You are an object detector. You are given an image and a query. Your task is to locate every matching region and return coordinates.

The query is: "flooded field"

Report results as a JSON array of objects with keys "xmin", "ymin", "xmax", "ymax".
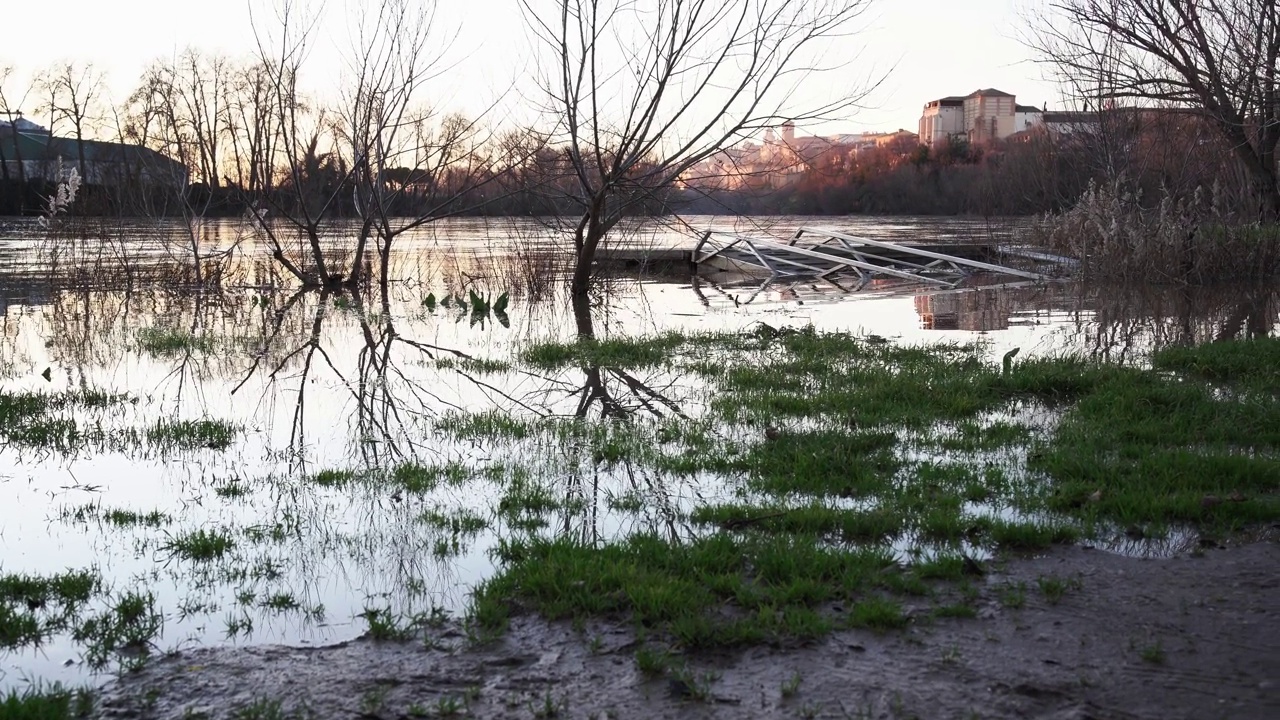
[{"xmin": 1, "ymin": 216, "xmax": 1277, "ymax": 702}]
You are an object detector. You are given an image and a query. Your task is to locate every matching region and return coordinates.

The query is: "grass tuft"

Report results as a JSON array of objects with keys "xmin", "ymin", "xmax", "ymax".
[{"xmin": 0, "ymin": 684, "xmax": 94, "ymax": 720}]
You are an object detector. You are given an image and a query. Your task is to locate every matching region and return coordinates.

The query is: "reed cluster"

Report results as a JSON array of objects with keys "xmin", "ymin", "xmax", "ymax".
[{"xmin": 1031, "ymin": 179, "xmax": 1279, "ymax": 283}]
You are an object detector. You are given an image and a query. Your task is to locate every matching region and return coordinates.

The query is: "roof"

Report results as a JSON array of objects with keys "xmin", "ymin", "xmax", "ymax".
[
  {"xmin": 0, "ymin": 129, "xmax": 186, "ymax": 176},
  {"xmin": 1015, "ymin": 104, "xmax": 1042, "ymax": 113},
  {"xmin": 0, "ymin": 117, "xmax": 46, "ymax": 132},
  {"xmin": 967, "ymin": 88, "xmax": 1015, "ymax": 98},
  {"xmin": 1043, "ymin": 111, "xmax": 1100, "ymax": 123}
]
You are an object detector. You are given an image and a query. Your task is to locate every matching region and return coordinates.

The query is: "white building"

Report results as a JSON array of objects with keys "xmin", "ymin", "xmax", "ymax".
[
  {"xmin": 919, "ymin": 89, "xmax": 1044, "ymax": 146},
  {"xmin": 918, "ymin": 96, "xmax": 966, "ymax": 145}
]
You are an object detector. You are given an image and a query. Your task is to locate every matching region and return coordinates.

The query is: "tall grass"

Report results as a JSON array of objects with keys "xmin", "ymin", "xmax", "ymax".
[{"xmin": 1031, "ymin": 179, "xmax": 1279, "ymax": 282}]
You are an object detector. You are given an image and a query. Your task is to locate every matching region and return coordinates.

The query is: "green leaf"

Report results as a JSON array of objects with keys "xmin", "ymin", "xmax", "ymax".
[
  {"xmin": 493, "ymin": 292, "xmax": 509, "ymax": 313},
  {"xmin": 494, "ymin": 309, "xmax": 510, "ymax": 329},
  {"xmin": 423, "ymin": 293, "xmax": 437, "ymax": 311}
]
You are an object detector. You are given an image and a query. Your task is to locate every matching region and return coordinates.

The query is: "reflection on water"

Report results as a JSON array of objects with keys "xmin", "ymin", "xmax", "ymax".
[{"xmin": 0, "ymin": 216, "xmax": 1277, "ymax": 689}]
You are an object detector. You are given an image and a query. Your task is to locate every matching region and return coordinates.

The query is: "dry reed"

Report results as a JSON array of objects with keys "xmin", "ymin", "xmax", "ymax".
[{"xmin": 1030, "ymin": 179, "xmax": 1279, "ymax": 283}]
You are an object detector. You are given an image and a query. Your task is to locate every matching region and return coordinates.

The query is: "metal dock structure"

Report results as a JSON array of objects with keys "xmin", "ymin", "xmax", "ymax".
[{"xmin": 693, "ymin": 226, "xmax": 1046, "ymax": 288}]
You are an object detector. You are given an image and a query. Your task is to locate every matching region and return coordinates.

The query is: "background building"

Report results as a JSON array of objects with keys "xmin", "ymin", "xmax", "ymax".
[
  {"xmin": 919, "ymin": 89, "xmax": 1045, "ymax": 146},
  {"xmin": 0, "ymin": 118, "xmax": 187, "ymax": 188}
]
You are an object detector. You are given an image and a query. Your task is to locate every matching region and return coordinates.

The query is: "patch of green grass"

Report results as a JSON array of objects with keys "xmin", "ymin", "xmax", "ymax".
[
  {"xmin": 0, "ymin": 389, "xmax": 125, "ymax": 421},
  {"xmin": 932, "ymin": 603, "xmax": 978, "ymax": 619},
  {"xmin": 472, "ymin": 532, "xmax": 895, "ymax": 648},
  {"xmin": 463, "ymin": 331, "xmax": 1280, "ymax": 647},
  {"xmin": 0, "ymin": 389, "xmax": 128, "ymax": 452},
  {"xmin": 0, "ymin": 603, "xmax": 44, "ymax": 649},
  {"xmin": 497, "ymin": 475, "xmax": 572, "ymax": 530},
  {"xmin": 847, "ymin": 597, "xmax": 908, "ymax": 630},
  {"xmin": 0, "ymin": 569, "xmax": 101, "ymax": 609},
  {"xmin": 731, "ymin": 429, "xmax": 901, "ymax": 498},
  {"xmin": 635, "ymin": 645, "xmax": 673, "ymax": 677},
  {"xmin": 137, "ymin": 327, "xmax": 218, "ymax": 357},
  {"xmin": 1153, "ymin": 337, "xmax": 1280, "ymax": 394},
  {"xmin": 690, "ymin": 504, "xmax": 903, "ymax": 543},
  {"xmin": 1033, "ymin": 364, "xmax": 1280, "ymax": 528},
  {"xmin": 390, "ymin": 462, "xmax": 470, "ymax": 493},
  {"xmin": 146, "ymin": 418, "xmax": 238, "ymax": 451},
  {"xmin": 311, "ymin": 469, "xmax": 357, "ymax": 487},
  {"xmin": 435, "ymin": 356, "xmax": 512, "ymax": 374},
  {"xmin": 161, "ymin": 528, "xmax": 236, "ymax": 561},
  {"xmin": 224, "ymin": 611, "xmax": 254, "ymax": 638},
  {"xmin": 939, "ymin": 419, "xmax": 1033, "ymax": 451},
  {"xmin": 521, "ymin": 332, "xmax": 688, "ymax": 370},
  {"xmin": 0, "ymin": 568, "xmax": 104, "ymax": 651},
  {"xmin": 1037, "ymin": 574, "xmax": 1082, "ymax": 605},
  {"xmin": 434, "ymin": 410, "xmax": 533, "ymax": 441},
  {"xmin": 418, "ymin": 507, "xmax": 488, "ymax": 536},
  {"xmin": 103, "ymin": 509, "xmax": 170, "ymax": 528},
  {"xmin": 988, "ymin": 519, "xmax": 1078, "ymax": 550},
  {"xmin": 913, "ymin": 555, "xmax": 967, "ymax": 582},
  {"xmin": 357, "ymin": 607, "xmax": 445, "ymax": 641},
  {"xmin": 0, "ymin": 684, "xmax": 94, "ymax": 720},
  {"xmin": 71, "ymin": 590, "xmax": 164, "ymax": 670},
  {"xmin": 213, "ymin": 478, "xmax": 250, "ymax": 498},
  {"xmin": 259, "ymin": 593, "xmax": 300, "ymax": 611},
  {"xmin": 58, "ymin": 503, "xmax": 169, "ymax": 528}
]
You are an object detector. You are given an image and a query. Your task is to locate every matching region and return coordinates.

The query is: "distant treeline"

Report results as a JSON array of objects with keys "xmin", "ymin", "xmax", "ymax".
[{"xmin": 1, "ymin": 121, "xmax": 1251, "ymax": 221}]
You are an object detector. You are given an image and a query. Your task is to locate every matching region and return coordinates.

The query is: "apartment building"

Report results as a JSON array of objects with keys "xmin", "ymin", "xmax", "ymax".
[{"xmin": 919, "ymin": 88, "xmax": 1044, "ymax": 146}]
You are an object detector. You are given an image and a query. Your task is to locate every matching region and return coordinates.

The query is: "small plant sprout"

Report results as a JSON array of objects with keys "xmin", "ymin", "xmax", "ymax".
[
  {"xmin": 781, "ymin": 670, "xmax": 803, "ymax": 698},
  {"xmin": 999, "ymin": 582, "xmax": 1027, "ymax": 609},
  {"xmin": 1140, "ymin": 640, "xmax": 1166, "ymax": 664},
  {"xmin": 1037, "ymin": 574, "xmax": 1082, "ymax": 605}
]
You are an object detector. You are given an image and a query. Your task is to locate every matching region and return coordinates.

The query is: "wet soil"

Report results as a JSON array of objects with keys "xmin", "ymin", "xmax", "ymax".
[{"xmin": 99, "ymin": 541, "xmax": 1280, "ymax": 720}]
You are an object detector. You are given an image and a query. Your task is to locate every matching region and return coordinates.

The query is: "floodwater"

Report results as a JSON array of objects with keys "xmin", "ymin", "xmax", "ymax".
[{"xmin": 0, "ymin": 215, "xmax": 1276, "ymax": 692}]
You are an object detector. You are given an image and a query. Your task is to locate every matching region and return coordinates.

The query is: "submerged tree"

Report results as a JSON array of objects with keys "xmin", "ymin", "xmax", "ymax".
[
  {"xmin": 520, "ymin": 0, "xmax": 881, "ymax": 301},
  {"xmin": 1027, "ymin": 0, "xmax": 1280, "ymax": 218},
  {"xmin": 243, "ymin": 0, "xmax": 519, "ymax": 289}
]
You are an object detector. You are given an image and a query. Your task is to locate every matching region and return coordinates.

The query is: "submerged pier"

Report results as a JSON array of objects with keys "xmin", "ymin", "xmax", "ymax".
[{"xmin": 692, "ymin": 226, "xmax": 1046, "ymax": 288}]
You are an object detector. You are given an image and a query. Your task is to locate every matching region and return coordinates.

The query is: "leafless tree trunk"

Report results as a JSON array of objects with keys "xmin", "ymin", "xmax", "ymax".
[
  {"xmin": 1026, "ymin": 0, "xmax": 1280, "ymax": 218},
  {"xmin": 521, "ymin": 0, "xmax": 881, "ymax": 301}
]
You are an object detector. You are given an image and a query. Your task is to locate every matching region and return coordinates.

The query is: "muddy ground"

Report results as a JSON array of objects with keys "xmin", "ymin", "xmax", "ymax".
[{"xmin": 98, "ymin": 541, "xmax": 1279, "ymax": 720}]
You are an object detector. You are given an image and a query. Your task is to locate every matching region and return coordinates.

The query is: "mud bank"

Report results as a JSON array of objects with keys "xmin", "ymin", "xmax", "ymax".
[{"xmin": 98, "ymin": 542, "xmax": 1279, "ymax": 720}]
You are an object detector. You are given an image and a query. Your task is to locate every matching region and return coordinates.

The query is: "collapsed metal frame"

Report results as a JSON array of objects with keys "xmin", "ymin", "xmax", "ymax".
[{"xmin": 692, "ymin": 226, "xmax": 1045, "ymax": 288}]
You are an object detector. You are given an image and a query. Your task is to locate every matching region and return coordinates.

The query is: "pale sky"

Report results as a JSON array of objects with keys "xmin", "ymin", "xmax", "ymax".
[{"xmin": 2, "ymin": 0, "xmax": 1064, "ymax": 139}]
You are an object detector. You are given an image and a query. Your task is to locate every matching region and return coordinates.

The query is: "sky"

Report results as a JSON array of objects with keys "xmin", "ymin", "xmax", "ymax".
[{"xmin": 2, "ymin": 0, "xmax": 1065, "ymax": 139}]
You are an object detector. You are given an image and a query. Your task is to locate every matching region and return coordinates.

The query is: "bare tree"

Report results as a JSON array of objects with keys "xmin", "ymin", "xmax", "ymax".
[
  {"xmin": 224, "ymin": 61, "xmax": 280, "ymax": 194},
  {"xmin": 38, "ymin": 63, "xmax": 105, "ymax": 183},
  {"xmin": 1026, "ymin": 0, "xmax": 1280, "ymax": 218},
  {"xmin": 0, "ymin": 65, "xmax": 31, "ymax": 186},
  {"xmin": 338, "ymin": 0, "xmax": 488, "ymax": 289},
  {"xmin": 245, "ymin": 0, "xmax": 524, "ymax": 289},
  {"xmin": 520, "ymin": 0, "xmax": 879, "ymax": 301}
]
